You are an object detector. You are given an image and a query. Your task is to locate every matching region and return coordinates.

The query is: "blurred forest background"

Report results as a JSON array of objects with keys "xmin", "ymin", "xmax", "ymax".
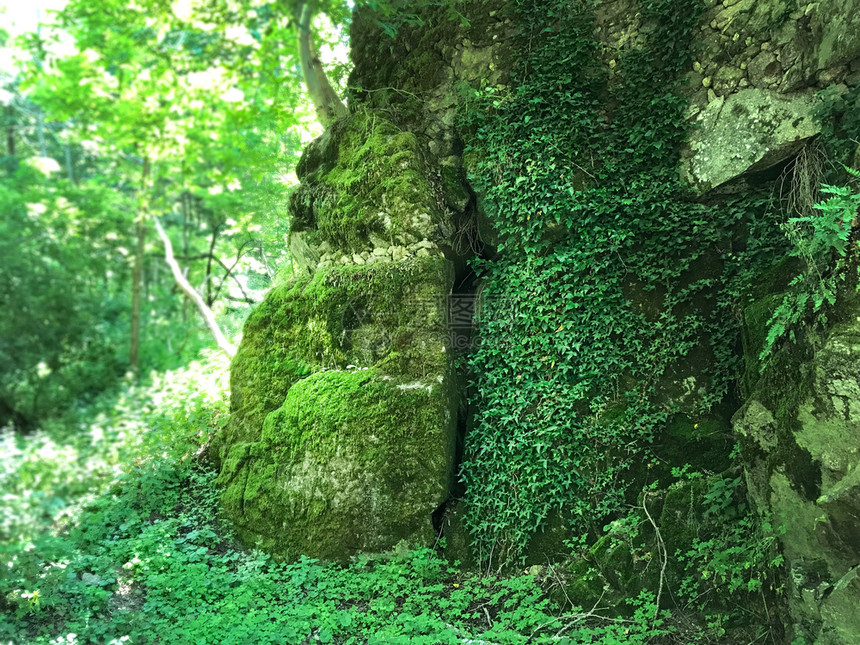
[
  {"xmin": 0, "ymin": 1, "xmax": 398, "ymax": 641},
  {"xmin": 0, "ymin": 0, "xmax": 351, "ymax": 432}
]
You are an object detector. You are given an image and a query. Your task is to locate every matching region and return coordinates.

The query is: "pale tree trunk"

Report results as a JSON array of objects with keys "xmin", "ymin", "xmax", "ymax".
[
  {"xmin": 64, "ymin": 145, "xmax": 74, "ymax": 183},
  {"xmin": 153, "ymin": 216, "xmax": 236, "ymax": 359},
  {"xmin": 5, "ymin": 105, "xmax": 14, "ymax": 157},
  {"xmin": 129, "ymin": 157, "xmax": 151, "ymax": 377},
  {"xmin": 297, "ymin": 2, "xmax": 348, "ymax": 127}
]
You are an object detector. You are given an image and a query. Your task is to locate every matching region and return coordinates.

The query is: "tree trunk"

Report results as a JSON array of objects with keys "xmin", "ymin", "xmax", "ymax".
[
  {"xmin": 64, "ymin": 145, "xmax": 74, "ymax": 183},
  {"xmin": 153, "ymin": 216, "xmax": 236, "ymax": 358},
  {"xmin": 298, "ymin": 2, "xmax": 348, "ymax": 127},
  {"xmin": 5, "ymin": 105, "xmax": 14, "ymax": 157},
  {"xmin": 205, "ymin": 223, "xmax": 220, "ymax": 307},
  {"xmin": 129, "ymin": 158, "xmax": 151, "ymax": 377},
  {"xmin": 181, "ymin": 192, "xmax": 191, "ymax": 323}
]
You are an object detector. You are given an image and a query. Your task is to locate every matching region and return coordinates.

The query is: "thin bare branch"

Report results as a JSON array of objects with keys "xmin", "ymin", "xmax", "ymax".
[
  {"xmin": 642, "ymin": 491, "xmax": 668, "ymax": 620},
  {"xmin": 152, "ymin": 216, "xmax": 236, "ymax": 359}
]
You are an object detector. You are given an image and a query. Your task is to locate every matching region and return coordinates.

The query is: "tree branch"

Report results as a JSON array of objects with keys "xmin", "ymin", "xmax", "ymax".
[
  {"xmin": 642, "ymin": 492, "xmax": 668, "ymax": 620},
  {"xmin": 297, "ymin": 2, "xmax": 348, "ymax": 127},
  {"xmin": 222, "ymin": 293, "xmax": 257, "ymax": 304},
  {"xmin": 172, "ymin": 245, "xmax": 254, "ymax": 306},
  {"xmin": 152, "ymin": 216, "xmax": 236, "ymax": 359},
  {"xmin": 211, "ymin": 242, "xmax": 252, "ymax": 304}
]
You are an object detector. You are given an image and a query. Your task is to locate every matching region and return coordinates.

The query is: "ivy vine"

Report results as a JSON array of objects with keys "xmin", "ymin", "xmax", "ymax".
[{"xmin": 457, "ymin": 0, "xmax": 789, "ymax": 562}]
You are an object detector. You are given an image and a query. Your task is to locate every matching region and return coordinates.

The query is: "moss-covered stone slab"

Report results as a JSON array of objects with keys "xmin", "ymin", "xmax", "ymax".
[
  {"xmin": 681, "ymin": 89, "xmax": 820, "ymax": 194},
  {"xmin": 289, "ymin": 110, "xmax": 447, "ymax": 257}
]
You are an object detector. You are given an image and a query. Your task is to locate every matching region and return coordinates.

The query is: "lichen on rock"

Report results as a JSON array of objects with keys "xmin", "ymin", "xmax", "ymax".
[{"xmin": 681, "ymin": 88, "xmax": 821, "ymax": 193}]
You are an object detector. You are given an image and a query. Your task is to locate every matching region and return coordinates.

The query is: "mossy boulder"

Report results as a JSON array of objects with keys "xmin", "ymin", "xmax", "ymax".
[
  {"xmin": 290, "ymin": 110, "xmax": 447, "ymax": 258},
  {"xmin": 735, "ymin": 289, "xmax": 860, "ymax": 644},
  {"xmin": 212, "ymin": 257, "xmax": 453, "ymax": 459},
  {"xmin": 213, "ymin": 257, "xmax": 459, "ymax": 561},
  {"xmin": 218, "ymin": 367, "xmax": 455, "ymax": 560},
  {"xmin": 211, "ymin": 12, "xmax": 479, "ymax": 559}
]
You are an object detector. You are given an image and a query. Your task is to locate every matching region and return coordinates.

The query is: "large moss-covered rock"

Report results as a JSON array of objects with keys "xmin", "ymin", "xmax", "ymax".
[
  {"xmin": 213, "ymin": 256, "xmax": 453, "ymax": 457},
  {"xmin": 290, "ymin": 110, "xmax": 447, "ymax": 260},
  {"xmin": 735, "ymin": 291, "xmax": 860, "ymax": 644},
  {"xmin": 219, "ymin": 367, "xmax": 455, "ymax": 560},
  {"xmin": 215, "ymin": 257, "xmax": 457, "ymax": 560},
  {"xmin": 212, "ymin": 1, "xmax": 506, "ymax": 561}
]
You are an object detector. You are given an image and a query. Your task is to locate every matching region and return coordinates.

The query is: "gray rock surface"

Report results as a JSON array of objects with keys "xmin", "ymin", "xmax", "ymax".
[{"xmin": 681, "ymin": 88, "xmax": 820, "ymax": 193}]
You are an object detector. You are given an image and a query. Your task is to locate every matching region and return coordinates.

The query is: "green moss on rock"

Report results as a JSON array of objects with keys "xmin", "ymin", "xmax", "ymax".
[
  {"xmin": 212, "ymin": 257, "xmax": 454, "ymax": 463},
  {"xmin": 290, "ymin": 111, "xmax": 445, "ymax": 253},
  {"xmin": 214, "ymin": 255, "xmax": 458, "ymax": 561},
  {"xmin": 219, "ymin": 367, "xmax": 455, "ymax": 561},
  {"xmin": 735, "ymin": 287, "xmax": 860, "ymax": 644}
]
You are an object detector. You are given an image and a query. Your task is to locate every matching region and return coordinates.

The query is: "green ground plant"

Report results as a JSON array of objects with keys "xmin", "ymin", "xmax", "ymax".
[
  {"xmin": 673, "ymin": 465, "xmax": 785, "ymax": 638},
  {"xmin": 1, "ymin": 349, "xmax": 671, "ymax": 644}
]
